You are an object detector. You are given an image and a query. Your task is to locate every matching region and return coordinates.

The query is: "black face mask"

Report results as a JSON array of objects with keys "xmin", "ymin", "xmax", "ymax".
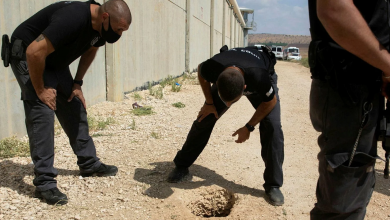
[{"xmin": 101, "ymin": 16, "xmax": 121, "ymax": 43}]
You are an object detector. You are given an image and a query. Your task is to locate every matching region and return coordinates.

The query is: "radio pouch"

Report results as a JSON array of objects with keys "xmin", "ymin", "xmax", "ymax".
[
  {"xmin": 11, "ymin": 39, "xmax": 25, "ymax": 60},
  {"xmin": 1, "ymin": 34, "xmax": 10, "ymax": 67}
]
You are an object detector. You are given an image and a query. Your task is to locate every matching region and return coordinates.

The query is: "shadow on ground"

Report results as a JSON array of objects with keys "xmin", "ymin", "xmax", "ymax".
[
  {"xmin": 133, "ymin": 161, "xmax": 265, "ymax": 200},
  {"xmin": 374, "ymin": 169, "xmax": 390, "ymax": 197},
  {"xmin": 0, "ymin": 160, "xmax": 79, "ymax": 198}
]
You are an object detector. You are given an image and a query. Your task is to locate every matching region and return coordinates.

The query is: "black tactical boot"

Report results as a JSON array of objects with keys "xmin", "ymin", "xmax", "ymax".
[
  {"xmin": 265, "ymin": 188, "xmax": 284, "ymax": 206},
  {"xmin": 80, "ymin": 163, "xmax": 118, "ymax": 177},
  {"xmin": 167, "ymin": 167, "xmax": 191, "ymax": 183},
  {"xmin": 35, "ymin": 187, "xmax": 68, "ymax": 205}
]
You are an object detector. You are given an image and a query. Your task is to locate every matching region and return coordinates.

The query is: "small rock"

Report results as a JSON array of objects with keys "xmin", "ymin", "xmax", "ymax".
[
  {"xmin": 9, "ymin": 205, "xmax": 17, "ymax": 210},
  {"xmin": 12, "ymin": 199, "xmax": 20, "ymax": 204}
]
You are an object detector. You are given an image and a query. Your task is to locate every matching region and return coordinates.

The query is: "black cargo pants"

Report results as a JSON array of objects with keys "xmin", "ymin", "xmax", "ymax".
[
  {"xmin": 309, "ymin": 79, "xmax": 380, "ymax": 220},
  {"xmin": 11, "ymin": 59, "xmax": 101, "ymax": 192},
  {"xmin": 173, "ymin": 73, "xmax": 284, "ymax": 190}
]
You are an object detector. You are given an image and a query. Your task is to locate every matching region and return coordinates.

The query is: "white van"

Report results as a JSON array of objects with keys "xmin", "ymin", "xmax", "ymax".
[
  {"xmin": 283, "ymin": 47, "xmax": 302, "ymax": 60},
  {"xmin": 254, "ymin": 44, "xmax": 265, "ymax": 51},
  {"xmin": 271, "ymin": 46, "xmax": 283, "ymax": 59}
]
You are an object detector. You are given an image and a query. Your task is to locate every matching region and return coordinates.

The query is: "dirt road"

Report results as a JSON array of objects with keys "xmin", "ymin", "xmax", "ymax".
[{"xmin": 1, "ymin": 61, "xmax": 389, "ymax": 220}]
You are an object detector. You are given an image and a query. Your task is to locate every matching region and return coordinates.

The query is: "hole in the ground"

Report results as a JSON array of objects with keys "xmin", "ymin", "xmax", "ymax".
[{"xmin": 188, "ymin": 186, "xmax": 237, "ymax": 218}]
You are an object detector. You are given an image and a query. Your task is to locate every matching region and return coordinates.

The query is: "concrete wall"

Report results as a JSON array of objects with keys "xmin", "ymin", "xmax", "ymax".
[
  {"xmin": 111, "ymin": 0, "xmax": 187, "ymax": 100},
  {"xmin": 0, "ymin": 0, "xmax": 245, "ymax": 139}
]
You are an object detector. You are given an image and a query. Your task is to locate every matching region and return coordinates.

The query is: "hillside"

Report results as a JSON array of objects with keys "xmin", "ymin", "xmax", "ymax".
[{"xmin": 249, "ymin": 33, "xmax": 311, "ymax": 45}]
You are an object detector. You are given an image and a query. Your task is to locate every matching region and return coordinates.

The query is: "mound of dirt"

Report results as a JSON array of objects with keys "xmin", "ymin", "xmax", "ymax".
[{"xmin": 188, "ymin": 186, "xmax": 237, "ymax": 217}]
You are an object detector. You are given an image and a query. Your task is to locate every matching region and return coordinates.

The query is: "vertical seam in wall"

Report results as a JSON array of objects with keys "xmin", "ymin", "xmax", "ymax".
[
  {"xmin": 222, "ymin": 0, "xmax": 226, "ymax": 46},
  {"xmin": 185, "ymin": 0, "xmax": 191, "ymax": 72},
  {"xmin": 104, "ymin": 0, "xmax": 108, "ymax": 101},
  {"xmin": 105, "ymin": 43, "xmax": 108, "ymax": 101},
  {"xmin": 210, "ymin": 0, "xmax": 214, "ymax": 57}
]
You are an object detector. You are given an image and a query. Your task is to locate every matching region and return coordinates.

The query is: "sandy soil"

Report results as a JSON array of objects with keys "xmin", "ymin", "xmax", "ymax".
[{"xmin": 1, "ymin": 61, "xmax": 390, "ymax": 220}]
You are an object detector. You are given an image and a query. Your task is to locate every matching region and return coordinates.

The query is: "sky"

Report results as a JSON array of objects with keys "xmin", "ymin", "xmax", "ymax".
[{"xmin": 236, "ymin": 0, "xmax": 310, "ymax": 36}]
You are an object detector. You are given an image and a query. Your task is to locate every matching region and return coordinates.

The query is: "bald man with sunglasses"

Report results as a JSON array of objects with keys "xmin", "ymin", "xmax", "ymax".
[{"xmin": 5, "ymin": 0, "xmax": 131, "ymax": 205}]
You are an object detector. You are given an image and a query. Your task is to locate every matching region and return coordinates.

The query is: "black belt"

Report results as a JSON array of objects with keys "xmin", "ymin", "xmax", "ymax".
[{"xmin": 311, "ymin": 68, "xmax": 381, "ymax": 85}]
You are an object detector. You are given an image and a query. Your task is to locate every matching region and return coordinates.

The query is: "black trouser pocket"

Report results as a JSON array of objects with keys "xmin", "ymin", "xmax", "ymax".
[{"xmin": 316, "ymin": 152, "xmax": 376, "ymax": 214}]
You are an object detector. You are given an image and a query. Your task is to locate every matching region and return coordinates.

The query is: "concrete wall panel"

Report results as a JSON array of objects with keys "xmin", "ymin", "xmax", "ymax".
[
  {"xmin": 193, "ymin": 0, "xmax": 211, "ymax": 26},
  {"xmin": 189, "ymin": 19, "xmax": 210, "ymax": 69},
  {"xmin": 224, "ymin": 7, "xmax": 232, "ymax": 39},
  {"xmin": 213, "ymin": 31, "xmax": 223, "ymax": 55},
  {"xmin": 213, "ymin": 0, "xmax": 223, "ymax": 34},
  {"xmin": 169, "ymin": 0, "xmax": 186, "ymax": 10},
  {"xmin": 211, "ymin": 0, "xmax": 224, "ymax": 56},
  {"xmin": 235, "ymin": 20, "xmax": 239, "ymax": 47},
  {"xmin": 117, "ymin": 0, "xmax": 187, "ymax": 94},
  {"xmin": 0, "ymin": 1, "xmax": 26, "ymax": 138}
]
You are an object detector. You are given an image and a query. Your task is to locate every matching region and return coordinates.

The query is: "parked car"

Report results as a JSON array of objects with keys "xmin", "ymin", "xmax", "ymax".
[
  {"xmin": 271, "ymin": 46, "xmax": 283, "ymax": 59},
  {"xmin": 283, "ymin": 47, "xmax": 302, "ymax": 60}
]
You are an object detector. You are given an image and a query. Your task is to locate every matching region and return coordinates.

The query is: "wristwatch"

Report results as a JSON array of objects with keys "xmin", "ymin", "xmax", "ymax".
[
  {"xmin": 73, "ymin": 79, "xmax": 83, "ymax": 86},
  {"xmin": 245, "ymin": 123, "xmax": 255, "ymax": 132}
]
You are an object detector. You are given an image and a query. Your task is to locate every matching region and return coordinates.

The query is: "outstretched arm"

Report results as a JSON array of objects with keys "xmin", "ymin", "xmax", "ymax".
[
  {"xmin": 232, "ymin": 95, "xmax": 277, "ymax": 143},
  {"xmin": 248, "ymin": 95, "xmax": 277, "ymax": 127}
]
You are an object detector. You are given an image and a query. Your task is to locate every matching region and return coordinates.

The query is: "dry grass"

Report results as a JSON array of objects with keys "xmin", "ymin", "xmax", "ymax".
[
  {"xmin": 88, "ymin": 116, "xmax": 115, "ymax": 131},
  {"xmin": 0, "ymin": 136, "xmax": 29, "ymax": 158},
  {"xmin": 131, "ymin": 106, "xmax": 155, "ymax": 116}
]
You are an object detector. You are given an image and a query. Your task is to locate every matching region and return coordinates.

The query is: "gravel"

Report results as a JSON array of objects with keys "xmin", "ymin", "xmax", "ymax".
[{"xmin": 1, "ymin": 62, "xmax": 389, "ymax": 220}]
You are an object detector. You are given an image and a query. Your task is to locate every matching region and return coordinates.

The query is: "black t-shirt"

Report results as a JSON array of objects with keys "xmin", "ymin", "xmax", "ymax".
[
  {"xmin": 200, "ymin": 46, "xmax": 276, "ymax": 102},
  {"xmin": 309, "ymin": 0, "xmax": 389, "ymax": 49},
  {"xmin": 12, "ymin": 0, "xmax": 106, "ymax": 69}
]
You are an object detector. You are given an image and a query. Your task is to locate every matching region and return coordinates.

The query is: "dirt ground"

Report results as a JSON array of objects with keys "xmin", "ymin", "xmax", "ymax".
[{"xmin": 1, "ymin": 61, "xmax": 390, "ymax": 220}]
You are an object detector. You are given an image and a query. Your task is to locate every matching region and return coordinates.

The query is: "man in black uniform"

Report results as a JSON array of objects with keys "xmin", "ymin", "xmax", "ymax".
[
  {"xmin": 167, "ymin": 46, "xmax": 285, "ymax": 206},
  {"xmin": 308, "ymin": 0, "xmax": 390, "ymax": 219},
  {"xmin": 6, "ymin": 0, "xmax": 132, "ymax": 205}
]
